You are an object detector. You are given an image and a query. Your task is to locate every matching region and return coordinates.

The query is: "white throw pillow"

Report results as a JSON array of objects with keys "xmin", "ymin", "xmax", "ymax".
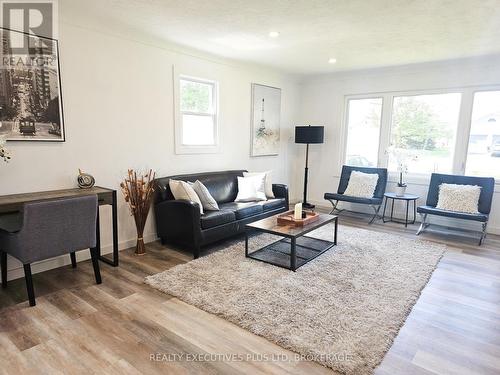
[
  {"xmin": 190, "ymin": 180, "xmax": 219, "ymax": 211},
  {"xmin": 343, "ymin": 171, "xmax": 379, "ymax": 198},
  {"xmin": 169, "ymin": 180, "xmax": 203, "ymax": 214},
  {"xmin": 243, "ymin": 171, "xmax": 275, "ymax": 198},
  {"xmin": 436, "ymin": 183, "xmax": 481, "ymax": 214},
  {"xmin": 235, "ymin": 175, "xmax": 267, "ymax": 202}
]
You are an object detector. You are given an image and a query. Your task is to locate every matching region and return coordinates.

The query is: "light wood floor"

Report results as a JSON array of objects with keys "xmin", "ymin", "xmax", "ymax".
[{"xmin": 1, "ymin": 215, "xmax": 499, "ymax": 375}]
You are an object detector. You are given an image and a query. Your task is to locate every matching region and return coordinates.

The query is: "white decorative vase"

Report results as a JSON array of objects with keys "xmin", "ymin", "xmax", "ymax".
[{"xmin": 395, "ymin": 186, "xmax": 407, "ymax": 197}]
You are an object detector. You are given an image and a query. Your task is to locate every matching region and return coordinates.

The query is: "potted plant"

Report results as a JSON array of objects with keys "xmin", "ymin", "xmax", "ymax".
[
  {"xmin": 395, "ymin": 162, "xmax": 408, "ymax": 196},
  {"xmin": 387, "ymin": 146, "xmax": 416, "ymax": 196},
  {"xmin": 0, "ymin": 135, "xmax": 11, "ymax": 163},
  {"xmin": 120, "ymin": 169, "xmax": 156, "ymax": 255}
]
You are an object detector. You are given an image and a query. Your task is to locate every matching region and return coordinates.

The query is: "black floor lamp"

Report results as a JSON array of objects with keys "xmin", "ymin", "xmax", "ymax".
[{"xmin": 295, "ymin": 125, "xmax": 324, "ymax": 209}]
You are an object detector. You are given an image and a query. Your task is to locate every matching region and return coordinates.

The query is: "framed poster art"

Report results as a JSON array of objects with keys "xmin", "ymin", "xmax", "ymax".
[
  {"xmin": 0, "ymin": 27, "xmax": 65, "ymax": 142},
  {"xmin": 251, "ymin": 83, "xmax": 281, "ymax": 156}
]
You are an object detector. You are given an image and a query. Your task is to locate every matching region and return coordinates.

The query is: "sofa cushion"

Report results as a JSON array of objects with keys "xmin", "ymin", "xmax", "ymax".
[
  {"xmin": 426, "ymin": 173, "xmax": 495, "ymax": 214},
  {"xmin": 190, "ymin": 180, "xmax": 219, "ymax": 211},
  {"xmin": 343, "ymin": 171, "xmax": 379, "ymax": 198},
  {"xmin": 200, "ymin": 210, "xmax": 236, "ymax": 229},
  {"xmin": 169, "ymin": 180, "xmax": 203, "ymax": 214},
  {"xmin": 235, "ymin": 175, "xmax": 267, "ymax": 202},
  {"xmin": 219, "ymin": 202, "xmax": 263, "ymax": 219},
  {"xmin": 436, "ymin": 183, "xmax": 481, "ymax": 214},
  {"xmin": 244, "ymin": 171, "xmax": 275, "ymax": 198},
  {"xmin": 155, "ymin": 170, "xmax": 245, "ymax": 204},
  {"xmin": 260, "ymin": 198, "xmax": 286, "ymax": 211},
  {"xmin": 337, "ymin": 166, "xmax": 388, "ymax": 200},
  {"xmin": 417, "ymin": 205, "xmax": 488, "ymax": 222}
]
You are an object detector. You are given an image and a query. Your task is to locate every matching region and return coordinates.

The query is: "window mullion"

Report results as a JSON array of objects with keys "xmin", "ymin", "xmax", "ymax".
[
  {"xmin": 378, "ymin": 94, "xmax": 393, "ymax": 168},
  {"xmin": 181, "ymin": 111, "xmax": 213, "ymax": 117},
  {"xmin": 454, "ymin": 90, "xmax": 474, "ymax": 175}
]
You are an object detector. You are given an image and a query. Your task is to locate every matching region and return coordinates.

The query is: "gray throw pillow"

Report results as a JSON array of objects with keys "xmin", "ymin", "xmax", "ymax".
[{"xmin": 190, "ymin": 180, "xmax": 219, "ymax": 211}]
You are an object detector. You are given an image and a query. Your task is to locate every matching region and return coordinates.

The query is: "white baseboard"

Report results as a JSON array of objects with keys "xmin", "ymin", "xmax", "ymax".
[{"xmin": 4, "ymin": 232, "xmax": 159, "ymax": 282}]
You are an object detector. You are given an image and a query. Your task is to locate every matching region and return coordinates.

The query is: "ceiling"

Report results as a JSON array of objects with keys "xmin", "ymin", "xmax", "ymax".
[{"xmin": 62, "ymin": 0, "xmax": 500, "ymax": 75}]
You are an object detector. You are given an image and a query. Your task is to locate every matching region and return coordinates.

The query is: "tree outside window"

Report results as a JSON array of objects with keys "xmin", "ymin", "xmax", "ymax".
[{"xmin": 389, "ymin": 93, "xmax": 461, "ymax": 174}]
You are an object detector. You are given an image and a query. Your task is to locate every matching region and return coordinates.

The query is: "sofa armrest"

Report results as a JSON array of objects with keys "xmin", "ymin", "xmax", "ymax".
[
  {"xmin": 272, "ymin": 184, "xmax": 289, "ymax": 207},
  {"xmin": 154, "ymin": 199, "xmax": 202, "ymax": 246}
]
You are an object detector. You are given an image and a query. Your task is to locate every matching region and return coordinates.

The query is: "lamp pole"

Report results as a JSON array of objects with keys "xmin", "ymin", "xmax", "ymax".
[
  {"xmin": 303, "ymin": 142, "xmax": 314, "ymax": 209},
  {"xmin": 295, "ymin": 125, "xmax": 324, "ymax": 210}
]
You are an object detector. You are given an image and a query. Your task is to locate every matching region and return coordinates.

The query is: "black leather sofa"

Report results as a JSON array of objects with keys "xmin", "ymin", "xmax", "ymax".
[{"xmin": 154, "ymin": 170, "xmax": 289, "ymax": 258}]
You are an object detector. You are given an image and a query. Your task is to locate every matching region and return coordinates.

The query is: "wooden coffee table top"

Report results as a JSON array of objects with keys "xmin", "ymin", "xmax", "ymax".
[{"xmin": 246, "ymin": 212, "xmax": 337, "ymax": 238}]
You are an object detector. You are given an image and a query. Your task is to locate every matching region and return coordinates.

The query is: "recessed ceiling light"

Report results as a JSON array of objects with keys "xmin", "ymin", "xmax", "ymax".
[
  {"xmin": 328, "ymin": 58, "xmax": 337, "ymax": 64},
  {"xmin": 269, "ymin": 31, "xmax": 280, "ymax": 38}
]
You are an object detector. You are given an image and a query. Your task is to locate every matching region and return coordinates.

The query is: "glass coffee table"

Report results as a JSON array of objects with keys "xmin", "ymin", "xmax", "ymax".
[{"xmin": 245, "ymin": 213, "xmax": 338, "ymax": 271}]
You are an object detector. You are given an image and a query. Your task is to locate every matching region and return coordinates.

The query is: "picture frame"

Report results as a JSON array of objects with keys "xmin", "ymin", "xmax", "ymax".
[
  {"xmin": 250, "ymin": 83, "xmax": 281, "ymax": 156},
  {"xmin": 0, "ymin": 27, "xmax": 65, "ymax": 142}
]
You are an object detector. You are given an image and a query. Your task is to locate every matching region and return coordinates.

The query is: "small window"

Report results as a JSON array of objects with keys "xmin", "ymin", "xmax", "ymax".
[
  {"xmin": 345, "ymin": 97, "xmax": 383, "ymax": 167},
  {"xmin": 389, "ymin": 93, "xmax": 461, "ymax": 174},
  {"xmin": 179, "ymin": 77, "xmax": 218, "ymax": 147},
  {"xmin": 465, "ymin": 91, "xmax": 500, "ymax": 178}
]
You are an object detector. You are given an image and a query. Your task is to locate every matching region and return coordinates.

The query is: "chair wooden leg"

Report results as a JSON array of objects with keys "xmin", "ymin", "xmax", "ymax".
[
  {"xmin": 70, "ymin": 252, "xmax": 77, "ymax": 268},
  {"xmin": 1, "ymin": 251, "xmax": 7, "ymax": 288},
  {"xmin": 23, "ymin": 264, "xmax": 36, "ymax": 307},
  {"xmin": 89, "ymin": 247, "xmax": 102, "ymax": 284}
]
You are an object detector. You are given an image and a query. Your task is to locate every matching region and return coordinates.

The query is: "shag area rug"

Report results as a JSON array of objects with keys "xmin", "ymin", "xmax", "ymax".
[{"xmin": 145, "ymin": 225, "xmax": 445, "ymax": 375}]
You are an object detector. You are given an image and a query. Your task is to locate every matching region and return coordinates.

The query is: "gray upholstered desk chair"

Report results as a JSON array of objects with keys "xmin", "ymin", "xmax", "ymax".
[{"xmin": 0, "ymin": 195, "xmax": 102, "ymax": 306}]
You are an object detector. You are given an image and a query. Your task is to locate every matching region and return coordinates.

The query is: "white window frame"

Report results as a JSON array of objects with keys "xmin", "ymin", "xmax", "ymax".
[
  {"xmin": 462, "ymin": 87, "xmax": 500, "ymax": 177},
  {"xmin": 341, "ymin": 95, "xmax": 385, "ymax": 168},
  {"xmin": 341, "ymin": 85, "xmax": 500, "ymax": 186},
  {"xmin": 174, "ymin": 73, "xmax": 220, "ymax": 154},
  {"xmin": 387, "ymin": 90, "xmax": 463, "ymax": 177}
]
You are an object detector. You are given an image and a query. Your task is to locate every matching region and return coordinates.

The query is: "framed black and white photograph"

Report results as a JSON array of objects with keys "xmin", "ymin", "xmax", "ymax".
[
  {"xmin": 251, "ymin": 83, "xmax": 281, "ymax": 156},
  {"xmin": 0, "ymin": 27, "xmax": 64, "ymax": 142}
]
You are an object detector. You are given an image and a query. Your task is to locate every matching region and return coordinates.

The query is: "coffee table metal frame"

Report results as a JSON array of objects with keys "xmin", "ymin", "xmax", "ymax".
[{"xmin": 245, "ymin": 214, "xmax": 338, "ymax": 271}]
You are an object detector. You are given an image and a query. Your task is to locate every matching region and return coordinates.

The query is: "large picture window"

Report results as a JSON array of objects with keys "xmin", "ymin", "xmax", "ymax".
[
  {"xmin": 343, "ymin": 88, "xmax": 500, "ymax": 185},
  {"xmin": 465, "ymin": 91, "xmax": 500, "ymax": 178},
  {"xmin": 388, "ymin": 93, "xmax": 461, "ymax": 174},
  {"xmin": 345, "ymin": 98, "xmax": 383, "ymax": 167}
]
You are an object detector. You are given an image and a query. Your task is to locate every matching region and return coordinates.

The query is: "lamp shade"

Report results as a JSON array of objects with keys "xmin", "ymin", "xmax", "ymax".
[{"xmin": 295, "ymin": 126, "xmax": 324, "ymax": 144}]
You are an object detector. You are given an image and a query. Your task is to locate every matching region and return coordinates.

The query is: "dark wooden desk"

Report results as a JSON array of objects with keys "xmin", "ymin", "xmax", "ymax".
[{"xmin": 0, "ymin": 186, "xmax": 119, "ymax": 267}]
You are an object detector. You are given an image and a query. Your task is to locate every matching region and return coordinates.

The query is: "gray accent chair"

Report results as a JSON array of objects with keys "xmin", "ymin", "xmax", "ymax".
[
  {"xmin": 324, "ymin": 165, "xmax": 388, "ymax": 223},
  {"xmin": 0, "ymin": 195, "xmax": 101, "ymax": 306},
  {"xmin": 417, "ymin": 173, "xmax": 495, "ymax": 245}
]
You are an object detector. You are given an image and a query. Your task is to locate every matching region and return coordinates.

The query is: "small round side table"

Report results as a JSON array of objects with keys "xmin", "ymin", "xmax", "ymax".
[{"xmin": 382, "ymin": 193, "xmax": 419, "ymax": 227}]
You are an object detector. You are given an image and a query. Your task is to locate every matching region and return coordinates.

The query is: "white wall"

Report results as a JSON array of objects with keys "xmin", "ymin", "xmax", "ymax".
[
  {"xmin": 3, "ymin": 6, "xmax": 500, "ymax": 283},
  {"xmin": 0, "ymin": 12, "xmax": 301, "ymax": 280},
  {"xmin": 293, "ymin": 57, "xmax": 500, "ymax": 234}
]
